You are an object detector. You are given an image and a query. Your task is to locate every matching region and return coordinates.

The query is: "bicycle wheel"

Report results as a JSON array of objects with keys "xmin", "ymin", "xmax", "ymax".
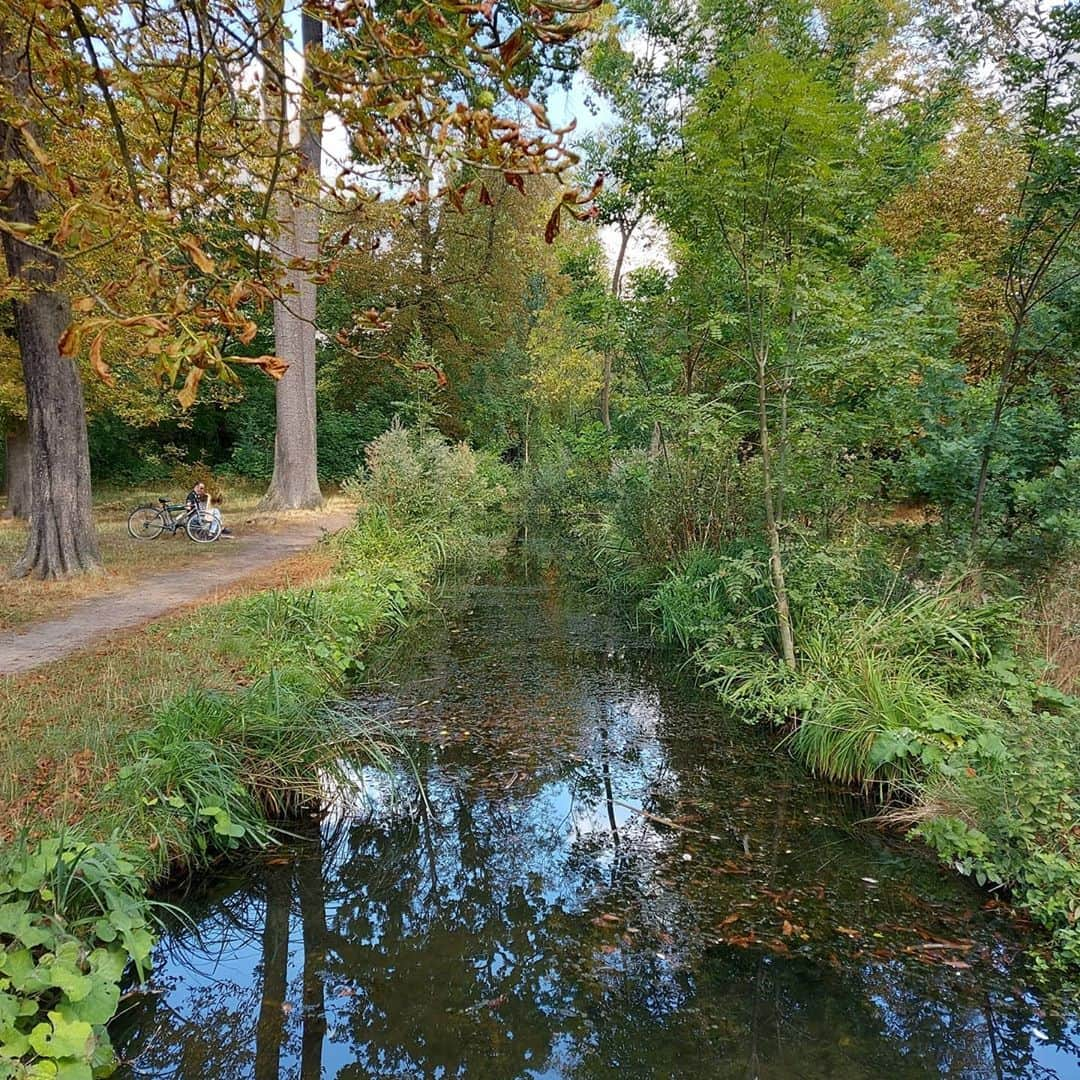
[
  {"xmin": 186, "ymin": 511, "xmax": 221, "ymax": 544},
  {"xmin": 127, "ymin": 506, "xmax": 166, "ymax": 540}
]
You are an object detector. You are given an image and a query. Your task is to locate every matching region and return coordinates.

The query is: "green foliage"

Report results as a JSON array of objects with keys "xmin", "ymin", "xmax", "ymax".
[
  {"xmin": 896, "ymin": 375, "xmax": 1080, "ymax": 564},
  {"xmin": 0, "ymin": 838, "xmax": 155, "ymax": 1079},
  {"xmin": 346, "ymin": 420, "xmax": 519, "ymax": 547},
  {"xmin": 107, "ymin": 675, "xmax": 406, "ymax": 866},
  {"xmin": 913, "ymin": 691, "xmax": 1080, "ymax": 970}
]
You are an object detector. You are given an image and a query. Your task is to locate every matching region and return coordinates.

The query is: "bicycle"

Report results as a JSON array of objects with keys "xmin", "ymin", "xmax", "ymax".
[{"xmin": 127, "ymin": 498, "xmax": 221, "ymax": 544}]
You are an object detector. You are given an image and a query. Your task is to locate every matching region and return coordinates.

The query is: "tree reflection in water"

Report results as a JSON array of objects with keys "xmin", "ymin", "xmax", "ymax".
[{"xmin": 114, "ymin": 573, "xmax": 1080, "ymax": 1079}]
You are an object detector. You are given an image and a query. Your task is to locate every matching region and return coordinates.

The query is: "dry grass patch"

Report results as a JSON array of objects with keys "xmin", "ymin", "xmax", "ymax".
[
  {"xmin": 1030, "ymin": 559, "xmax": 1080, "ymax": 694},
  {"xmin": 0, "ymin": 544, "xmax": 340, "ymax": 839}
]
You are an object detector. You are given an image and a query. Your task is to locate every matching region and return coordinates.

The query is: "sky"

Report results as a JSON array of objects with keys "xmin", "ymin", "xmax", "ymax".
[{"xmin": 546, "ymin": 47, "xmax": 671, "ymax": 281}]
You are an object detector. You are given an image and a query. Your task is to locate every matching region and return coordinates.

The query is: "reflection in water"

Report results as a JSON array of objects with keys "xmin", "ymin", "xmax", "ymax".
[{"xmin": 114, "ymin": 564, "xmax": 1080, "ymax": 1079}]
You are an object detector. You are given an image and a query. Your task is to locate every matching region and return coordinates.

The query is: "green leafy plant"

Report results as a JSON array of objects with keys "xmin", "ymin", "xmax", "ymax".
[{"xmin": 0, "ymin": 837, "xmax": 156, "ymax": 1079}]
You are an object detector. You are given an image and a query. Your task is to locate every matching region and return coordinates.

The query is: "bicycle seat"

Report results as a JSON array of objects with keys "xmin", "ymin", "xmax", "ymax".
[{"xmin": 158, "ymin": 497, "xmax": 169, "ymax": 504}]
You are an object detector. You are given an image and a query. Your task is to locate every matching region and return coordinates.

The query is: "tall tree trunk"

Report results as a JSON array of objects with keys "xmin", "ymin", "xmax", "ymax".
[
  {"xmin": 610, "ymin": 217, "xmax": 635, "ymax": 299},
  {"xmin": 1, "ymin": 36, "xmax": 100, "ymax": 577},
  {"xmin": 3, "ymin": 420, "xmax": 30, "ymax": 520},
  {"xmin": 260, "ymin": 7, "xmax": 324, "ymax": 510},
  {"xmin": 756, "ymin": 352, "xmax": 796, "ymax": 670}
]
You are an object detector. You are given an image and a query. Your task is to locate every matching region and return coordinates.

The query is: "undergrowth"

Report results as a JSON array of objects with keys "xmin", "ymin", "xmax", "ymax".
[
  {"xmin": 636, "ymin": 541, "xmax": 1080, "ymax": 972},
  {"xmin": 550, "ymin": 456, "xmax": 1080, "ymax": 978}
]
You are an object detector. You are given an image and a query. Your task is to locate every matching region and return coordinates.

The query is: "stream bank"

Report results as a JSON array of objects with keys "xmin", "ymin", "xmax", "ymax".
[{"xmin": 114, "ymin": 554, "xmax": 1080, "ymax": 1079}]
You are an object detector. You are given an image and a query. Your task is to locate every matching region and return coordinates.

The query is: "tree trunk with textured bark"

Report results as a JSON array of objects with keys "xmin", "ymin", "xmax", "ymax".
[
  {"xmin": 3, "ymin": 420, "xmax": 30, "ymax": 520},
  {"xmin": 1, "ymin": 33, "xmax": 101, "ymax": 578},
  {"xmin": 259, "ymin": 6, "xmax": 324, "ymax": 510}
]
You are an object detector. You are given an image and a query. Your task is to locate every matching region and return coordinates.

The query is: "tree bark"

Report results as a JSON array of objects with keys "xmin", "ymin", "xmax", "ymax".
[
  {"xmin": 3, "ymin": 420, "xmax": 30, "ymax": 519},
  {"xmin": 756, "ymin": 352, "xmax": 796, "ymax": 670},
  {"xmin": 1, "ymin": 35, "xmax": 101, "ymax": 577},
  {"xmin": 259, "ymin": 6, "xmax": 324, "ymax": 510}
]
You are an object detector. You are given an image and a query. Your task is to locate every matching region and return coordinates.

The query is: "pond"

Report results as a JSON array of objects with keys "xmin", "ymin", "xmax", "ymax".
[{"xmin": 114, "ymin": 556, "xmax": 1080, "ymax": 1079}]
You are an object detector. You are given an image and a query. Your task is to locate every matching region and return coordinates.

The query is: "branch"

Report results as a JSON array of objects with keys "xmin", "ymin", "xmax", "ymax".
[{"xmin": 66, "ymin": 0, "xmax": 144, "ymax": 216}]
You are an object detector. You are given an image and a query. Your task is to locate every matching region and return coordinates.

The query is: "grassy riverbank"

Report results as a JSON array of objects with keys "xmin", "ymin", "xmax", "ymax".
[
  {"xmin": 532, "ymin": 454, "xmax": 1080, "ymax": 976},
  {"xmin": 637, "ymin": 544, "xmax": 1079, "ymax": 967},
  {"xmin": 0, "ymin": 425, "xmax": 516, "ymax": 1078}
]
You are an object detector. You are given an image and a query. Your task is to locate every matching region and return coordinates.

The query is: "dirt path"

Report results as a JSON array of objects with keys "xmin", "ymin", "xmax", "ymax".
[{"xmin": 0, "ymin": 511, "xmax": 354, "ymax": 676}]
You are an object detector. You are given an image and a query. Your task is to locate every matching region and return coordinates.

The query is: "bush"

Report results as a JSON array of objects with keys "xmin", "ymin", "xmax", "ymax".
[
  {"xmin": 912, "ymin": 683, "xmax": 1080, "ymax": 970},
  {"xmin": 0, "ymin": 837, "xmax": 154, "ymax": 1080},
  {"xmin": 345, "ymin": 419, "xmax": 518, "ymax": 543},
  {"xmin": 895, "ymin": 374, "xmax": 1080, "ymax": 565}
]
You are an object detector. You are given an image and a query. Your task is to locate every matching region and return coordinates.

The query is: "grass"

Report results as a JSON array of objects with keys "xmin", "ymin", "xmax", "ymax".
[
  {"xmin": 0, "ymin": 481, "xmax": 357, "ymax": 630},
  {"xmin": 1030, "ymin": 558, "xmax": 1080, "ymax": 694},
  {"xmin": 0, "ymin": 435, "xmax": 513, "ymax": 1078},
  {"xmin": 0, "ymin": 503, "xmax": 474, "ymax": 843},
  {"xmin": 0, "ymin": 544, "xmax": 338, "ymax": 838}
]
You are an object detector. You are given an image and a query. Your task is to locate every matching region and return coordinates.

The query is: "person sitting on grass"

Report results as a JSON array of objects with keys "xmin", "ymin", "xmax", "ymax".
[{"xmin": 185, "ymin": 481, "xmax": 233, "ymax": 538}]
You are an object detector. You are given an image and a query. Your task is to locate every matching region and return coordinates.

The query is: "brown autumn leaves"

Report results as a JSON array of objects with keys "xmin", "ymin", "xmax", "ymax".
[{"xmin": 0, "ymin": 0, "xmax": 603, "ymax": 406}]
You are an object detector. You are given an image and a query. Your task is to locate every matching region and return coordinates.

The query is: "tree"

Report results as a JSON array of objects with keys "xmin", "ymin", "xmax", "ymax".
[
  {"xmin": 1, "ymin": 32, "xmax": 100, "ymax": 575},
  {"xmin": 959, "ymin": 0, "xmax": 1080, "ymax": 544},
  {"xmin": 660, "ymin": 48, "xmax": 856, "ymax": 667},
  {"xmin": 0, "ymin": 0, "xmax": 600, "ymax": 576},
  {"xmin": 258, "ymin": 1, "xmax": 325, "ymax": 510}
]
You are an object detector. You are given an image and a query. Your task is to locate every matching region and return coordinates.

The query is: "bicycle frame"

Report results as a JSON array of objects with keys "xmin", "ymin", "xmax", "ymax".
[{"xmin": 157, "ymin": 500, "xmax": 194, "ymax": 534}]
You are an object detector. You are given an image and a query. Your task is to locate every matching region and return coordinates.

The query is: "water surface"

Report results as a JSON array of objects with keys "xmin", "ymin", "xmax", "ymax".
[{"xmin": 115, "ymin": 559, "xmax": 1080, "ymax": 1079}]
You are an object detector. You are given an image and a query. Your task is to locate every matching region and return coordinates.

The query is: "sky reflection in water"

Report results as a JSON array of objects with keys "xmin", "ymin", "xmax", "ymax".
[{"xmin": 114, "ymin": 566, "xmax": 1080, "ymax": 1079}]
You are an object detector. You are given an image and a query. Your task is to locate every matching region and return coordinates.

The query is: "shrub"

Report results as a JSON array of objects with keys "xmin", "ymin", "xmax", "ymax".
[
  {"xmin": 345, "ymin": 419, "xmax": 518, "ymax": 543},
  {"xmin": 0, "ymin": 837, "xmax": 154, "ymax": 1080},
  {"xmin": 895, "ymin": 374, "xmax": 1080, "ymax": 565}
]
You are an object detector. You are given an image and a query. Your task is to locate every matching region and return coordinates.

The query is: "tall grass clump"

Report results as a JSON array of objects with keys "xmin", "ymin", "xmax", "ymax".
[
  {"xmin": 676, "ymin": 548, "xmax": 1018, "ymax": 791},
  {"xmin": 345, "ymin": 418, "xmax": 519, "ymax": 556},
  {"xmin": 107, "ymin": 675, "xmax": 406, "ymax": 875}
]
